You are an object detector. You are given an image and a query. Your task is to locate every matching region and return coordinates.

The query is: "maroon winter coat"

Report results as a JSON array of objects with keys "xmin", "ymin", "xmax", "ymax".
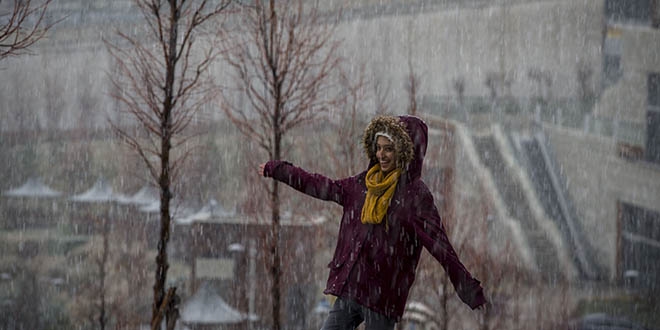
[{"xmin": 263, "ymin": 115, "xmax": 486, "ymax": 320}]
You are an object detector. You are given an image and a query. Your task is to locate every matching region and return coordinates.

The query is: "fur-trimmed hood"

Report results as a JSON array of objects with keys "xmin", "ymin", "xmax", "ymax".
[{"xmin": 362, "ymin": 115, "xmax": 428, "ymax": 182}]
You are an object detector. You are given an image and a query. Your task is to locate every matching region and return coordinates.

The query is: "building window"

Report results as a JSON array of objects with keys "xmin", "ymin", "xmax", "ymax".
[
  {"xmin": 602, "ymin": 55, "xmax": 623, "ymax": 89},
  {"xmin": 606, "ymin": 0, "xmax": 653, "ymax": 24},
  {"xmin": 648, "ymin": 73, "xmax": 660, "ymax": 164},
  {"xmin": 649, "ymin": 73, "xmax": 660, "ymax": 107},
  {"xmin": 654, "ymin": 0, "xmax": 660, "ymax": 28},
  {"xmin": 620, "ymin": 202, "xmax": 660, "ymax": 291},
  {"xmin": 602, "ymin": 30, "xmax": 623, "ymax": 90}
]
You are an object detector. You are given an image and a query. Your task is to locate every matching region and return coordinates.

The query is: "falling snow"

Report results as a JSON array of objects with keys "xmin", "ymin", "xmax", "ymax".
[{"xmin": 1, "ymin": 1, "xmax": 659, "ymax": 330}]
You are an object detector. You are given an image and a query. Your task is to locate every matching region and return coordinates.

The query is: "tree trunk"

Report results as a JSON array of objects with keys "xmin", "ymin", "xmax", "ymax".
[
  {"xmin": 99, "ymin": 216, "xmax": 109, "ymax": 330},
  {"xmin": 152, "ymin": 2, "xmax": 180, "ymax": 329},
  {"xmin": 268, "ymin": 1, "xmax": 283, "ymax": 328},
  {"xmin": 270, "ymin": 178, "xmax": 281, "ymax": 330},
  {"xmin": 441, "ymin": 274, "xmax": 449, "ymax": 330},
  {"xmin": 270, "ymin": 124, "xmax": 282, "ymax": 330},
  {"xmin": 152, "ymin": 132, "xmax": 173, "ymax": 329}
]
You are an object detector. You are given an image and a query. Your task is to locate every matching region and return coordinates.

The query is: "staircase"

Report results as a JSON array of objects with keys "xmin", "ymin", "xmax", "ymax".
[
  {"xmin": 472, "ymin": 134, "xmax": 565, "ymax": 281},
  {"xmin": 515, "ymin": 133, "xmax": 602, "ymax": 280}
]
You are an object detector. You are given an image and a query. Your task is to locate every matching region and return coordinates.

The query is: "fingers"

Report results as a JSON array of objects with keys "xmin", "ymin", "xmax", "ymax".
[
  {"xmin": 258, "ymin": 163, "xmax": 266, "ymax": 177},
  {"xmin": 477, "ymin": 302, "xmax": 491, "ymax": 312}
]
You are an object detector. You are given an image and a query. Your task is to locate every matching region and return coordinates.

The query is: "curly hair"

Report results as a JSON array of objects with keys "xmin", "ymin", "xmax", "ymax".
[{"xmin": 362, "ymin": 115, "xmax": 414, "ymax": 170}]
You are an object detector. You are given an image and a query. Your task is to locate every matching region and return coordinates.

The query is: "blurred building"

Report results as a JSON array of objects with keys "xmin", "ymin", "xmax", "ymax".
[
  {"xmin": 1, "ymin": 183, "xmax": 326, "ymax": 329},
  {"xmin": 170, "ymin": 213, "xmax": 326, "ymax": 330},
  {"xmin": 320, "ymin": 1, "xmax": 660, "ymax": 317},
  {"xmin": 2, "ymin": 0, "xmax": 660, "ymax": 328},
  {"xmin": 336, "ymin": 0, "xmax": 660, "ymax": 293}
]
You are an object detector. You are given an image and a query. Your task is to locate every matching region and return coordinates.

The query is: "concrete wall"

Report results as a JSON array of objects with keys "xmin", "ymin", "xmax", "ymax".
[
  {"xmin": 597, "ymin": 24, "xmax": 660, "ymax": 125},
  {"xmin": 545, "ymin": 124, "xmax": 660, "ymax": 279},
  {"xmin": 5, "ymin": 0, "xmax": 643, "ymax": 133},
  {"xmin": 0, "ymin": 50, "xmax": 114, "ymax": 132},
  {"xmin": 335, "ymin": 0, "xmax": 604, "ymax": 111}
]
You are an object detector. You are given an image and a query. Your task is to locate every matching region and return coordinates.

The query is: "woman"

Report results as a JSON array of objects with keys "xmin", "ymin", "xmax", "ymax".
[{"xmin": 259, "ymin": 115, "xmax": 486, "ymax": 330}]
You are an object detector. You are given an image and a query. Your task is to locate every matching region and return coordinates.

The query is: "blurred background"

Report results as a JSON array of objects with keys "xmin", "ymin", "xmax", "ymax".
[{"xmin": 1, "ymin": 0, "xmax": 659, "ymax": 329}]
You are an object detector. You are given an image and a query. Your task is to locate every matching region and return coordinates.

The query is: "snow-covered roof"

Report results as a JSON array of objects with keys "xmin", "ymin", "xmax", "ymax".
[
  {"xmin": 141, "ymin": 199, "xmax": 325, "ymax": 226},
  {"xmin": 139, "ymin": 321, "xmax": 190, "ymax": 330},
  {"xmin": 175, "ymin": 199, "xmax": 235, "ymax": 225},
  {"xmin": 403, "ymin": 301, "xmax": 436, "ymax": 324},
  {"xmin": 117, "ymin": 185, "xmax": 159, "ymax": 205},
  {"xmin": 3, "ymin": 177, "xmax": 62, "ymax": 198},
  {"xmin": 180, "ymin": 282, "xmax": 257, "ymax": 324},
  {"xmin": 139, "ymin": 199, "xmax": 193, "ymax": 223},
  {"xmin": 139, "ymin": 200, "xmax": 161, "ymax": 213},
  {"xmin": 227, "ymin": 243, "xmax": 245, "ymax": 252},
  {"xmin": 176, "ymin": 213, "xmax": 326, "ymax": 226},
  {"xmin": 69, "ymin": 178, "xmax": 126, "ymax": 203},
  {"xmin": 572, "ymin": 313, "xmax": 651, "ymax": 330},
  {"xmin": 312, "ymin": 298, "xmax": 331, "ymax": 314}
]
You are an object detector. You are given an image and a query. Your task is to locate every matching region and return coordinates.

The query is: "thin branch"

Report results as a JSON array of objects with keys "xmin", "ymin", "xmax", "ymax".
[{"xmin": 0, "ymin": 0, "xmax": 58, "ymax": 59}]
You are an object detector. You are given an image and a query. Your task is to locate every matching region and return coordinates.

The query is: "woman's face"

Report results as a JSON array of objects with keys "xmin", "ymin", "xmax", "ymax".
[{"xmin": 376, "ymin": 136, "xmax": 397, "ymax": 174}]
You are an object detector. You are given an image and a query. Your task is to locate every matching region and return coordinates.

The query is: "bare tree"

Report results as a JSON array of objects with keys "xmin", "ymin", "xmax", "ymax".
[
  {"xmin": 0, "ymin": 0, "xmax": 54, "ymax": 60},
  {"xmin": 405, "ymin": 58, "xmax": 420, "ymax": 116},
  {"xmin": 408, "ymin": 131, "xmax": 466, "ymax": 330},
  {"xmin": 372, "ymin": 73, "xmax": 391, "ymax": 115},
  {"xmin": 106, "ymin": 1, "xmax": 232, "ymax": 329},
  {"xmin": 221, "ymin": 1, "xmax": 340, "ymax": 328},
  {"xmin": 468, "ymin": 240, "xmax": 526, "ymax": 330},
  {"xmin": 404, "ymin": 18, "xmax": 419, "ymax": 116},
  {"xmin": 576, "ymin": 62, "xmax": 595, "ymax": 113},
  {"xmin": 453, "ymin": 77, "xmax": 465, "ymax": 105},
  {"xmin": 68, "ymin": 214, "xmax": 152, "ymax": 330},
  {"xmin": 5, "ymin": 68, "xmax": 39, "ymax": 131},
  {"xmin": 485, "ymin": 72, "xmax": 504, "ymax": 102},
  {"xmin": 41, "ymin": 56, "xmax": 68, "ymax": 140},
  {"xmin": 527, "ymin": 68, "xmax": 552, "ymax": 105},
  {"xmin": 94, "ymin": 216, "xmax": 111, "ymax": 330},
  {"xmin": 325, "ymin": 64, "xmax": 369, "ymax": 178},
  {"xmin": 77, "ymin": 65, "xmax": 101, "ymax": 131}
]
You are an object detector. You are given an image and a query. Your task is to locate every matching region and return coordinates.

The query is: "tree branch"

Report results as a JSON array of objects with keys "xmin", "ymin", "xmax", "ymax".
[{"xmin": 0, "ymin": 0, "xmax": 57, "ymax": 59}]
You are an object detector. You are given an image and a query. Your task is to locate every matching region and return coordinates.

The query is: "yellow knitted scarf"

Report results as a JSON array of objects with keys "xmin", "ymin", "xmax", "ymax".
[{"xmin": 361, "ymin": 164, "xmax": 401, "ymax": 225}]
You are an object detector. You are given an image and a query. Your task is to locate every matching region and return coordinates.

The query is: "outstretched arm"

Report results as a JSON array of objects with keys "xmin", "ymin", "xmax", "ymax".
[
  {"xmin": 411, "ymin": 186, "xmax": 487, "ymax": 310},
  {"xmin": 259, "ymin": 160, "xmax": 346, "ymax": 205}
]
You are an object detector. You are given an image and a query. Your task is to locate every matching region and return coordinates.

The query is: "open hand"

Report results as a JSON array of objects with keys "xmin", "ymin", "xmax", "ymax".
[{"xmin": 476, "ymin": 302, "xmax": 491, "ymax": 314}]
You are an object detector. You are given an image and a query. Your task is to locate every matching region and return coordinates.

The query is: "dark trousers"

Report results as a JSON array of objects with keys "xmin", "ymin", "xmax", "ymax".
[{"xmin": 320, "ymin": 298, "xmax": 396, "ymax": 330}]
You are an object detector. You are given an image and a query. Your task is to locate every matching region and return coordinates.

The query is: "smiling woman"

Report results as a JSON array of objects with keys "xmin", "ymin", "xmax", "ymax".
[
  {"xmin": 258, "ymin": 115, "xmax": 486, "ymax": 330},
  {"xmin": 362, "ymin": 116, "xmax": 413, "ymax": 173},
  {"xmin": 375, "ymin": 136, "xmax": 396, "ymax": 174}
]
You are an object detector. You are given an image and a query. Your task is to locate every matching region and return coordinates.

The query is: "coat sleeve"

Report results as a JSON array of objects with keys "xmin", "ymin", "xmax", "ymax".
[
  {"xmin": 263, "ymin": 160, "xmax": 346, "ymax": 205},
  {"xmin": 411, "ymin": 184, "xmax": 487, "ymax": 310}
]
